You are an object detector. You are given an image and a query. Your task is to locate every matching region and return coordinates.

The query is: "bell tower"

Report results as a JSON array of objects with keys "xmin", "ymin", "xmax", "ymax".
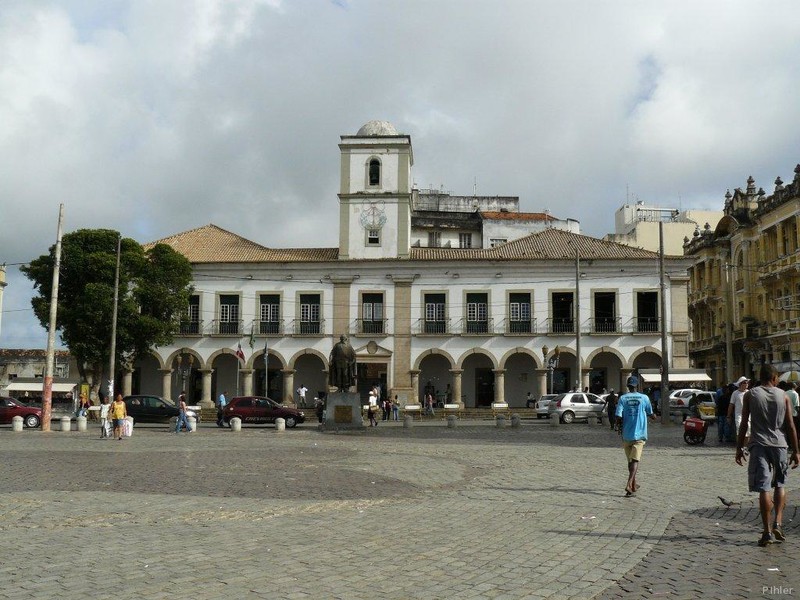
[{"xmin": 337, "ymin": 120, "xmax": 413, "ymax": 260}]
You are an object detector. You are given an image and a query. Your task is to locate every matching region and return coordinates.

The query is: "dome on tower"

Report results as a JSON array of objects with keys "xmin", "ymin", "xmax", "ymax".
[{"xmin": 356, "ymin": 120, "xmax": 398, "ymax": 136}]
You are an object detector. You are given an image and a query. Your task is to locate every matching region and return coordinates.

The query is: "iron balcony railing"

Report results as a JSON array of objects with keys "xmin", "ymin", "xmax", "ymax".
[
  {"xmin": 177, "ymin": 319, "xmax": 203, "ymax": 336},
  {"xmin": 254, "ymin": 319, "xmax": 284, "ymax": 335},
  {"xmin": 413, "ymin": 318, "xmax": 451, "ymax": 335},
  {"xmin": 633, "ymin": 317, "xmax": 659, "ymax": 333},
  {"xmin": 211, "ymin": 319, "xmax": 243, "ymax": 336},
  {"xmin": 291, "ymin": 318, "xmax": 326, "ymax": 336},
  {"xmin": 354, "ymin": 319, "xmax": 388, "ymax": 336},
  {"xmin": 590, "ymin": 317, "xmax": 620, "ymax": 334},
  {"xmin": 458, "ymin": 317, "xmax": 495, "ymax": 335},
  {"xmin": 504, "ymin": 318, "xmax": 538, "ymax": 335},
  {"xmin": 548, "ymin": 318, "xmax": 574, "ymax": 334}
]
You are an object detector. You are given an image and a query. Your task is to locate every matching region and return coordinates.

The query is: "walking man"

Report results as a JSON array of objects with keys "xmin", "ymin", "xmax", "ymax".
[
  {"xmin": 605, "ymin": 389, "xmax": 618, "ymax": 430},
  {"xmin": 735, "ymin": 365, "xmax": 799, "ymax": 546},
  {"xmin": 728, "ymin": 376, "xmax": 750, "ymax": 444},
  {"xmin": 217, "ymin": 390, "xmax": 227, "ymax": 427},
  {"xmin": 615, "ymin": 376, "xmax": 654, "ymax": 496},
  {"xmin": 296, "ymin": 384, "xmax": 308, "ymax": 407},
  {"xmin": 175, "ymin": 392, "xmax": 192, "ymax": 433}
]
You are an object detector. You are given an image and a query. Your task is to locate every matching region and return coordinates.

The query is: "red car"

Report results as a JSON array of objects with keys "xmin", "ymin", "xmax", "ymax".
[
  {"xmin": 0, "ymin": 396, "xmax": 42, "ymax": 428},
  {"xmin": 222, "ymin": 396, "xmax": 305, "ymax": 428}
]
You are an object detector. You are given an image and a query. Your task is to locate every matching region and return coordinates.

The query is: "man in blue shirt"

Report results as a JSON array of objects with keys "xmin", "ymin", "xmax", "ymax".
[
  {"xmin": 615, "ymin": 376, "xmax": 654, "ymax": 496},
  {"xmin": 217, "ymin": 390, "xmax": 227, "ymax": 427}
]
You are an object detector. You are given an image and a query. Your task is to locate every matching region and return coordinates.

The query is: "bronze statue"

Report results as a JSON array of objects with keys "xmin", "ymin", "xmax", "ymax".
[{"xmin": 329, "ymin": 334, "xmax": 357, "ymax": 391}]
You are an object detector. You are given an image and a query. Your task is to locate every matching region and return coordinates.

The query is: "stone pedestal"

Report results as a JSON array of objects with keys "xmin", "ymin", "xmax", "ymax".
[
  {"xmin": 11, "ymin": 416, "xmax": 23, "ymax": 432},
  {"xmin": 496, "ymin": 415, "xmax": 506, "ymax": 428},
  {"xmin": 403, "ymin": 415, "xmax": 413, "ymax": 429},
  {"xmin": 323, "ymin": 391, "xmax": 364, "ymax": 430},
  {"xmin": 549, "ymin": 413, "xmax": 560, "ymax": 427},
  {"xmin": 511, "ymin": 414, "xmax": 521, "ymax": 428},
  {"xmin": 76, "ymin": 416, "xmax": 87, "ymax": 432},
  {"xmin": 230, "ymin": 417, "xmax": 242, "ymax": 432},
  {"xmin": 61, "ymin": 416, "xmax": 71, "ymax": 432},
  {"xmin": 188, "ymin": 416, "xmax": 196, "ymax": 432},
  {"xmin": 446, "ymin": 415, "xmax": 457, "ymax": 428},
  {"xmin": 275, "ymin": 417, "xmax": 286, "ymax": 432}
]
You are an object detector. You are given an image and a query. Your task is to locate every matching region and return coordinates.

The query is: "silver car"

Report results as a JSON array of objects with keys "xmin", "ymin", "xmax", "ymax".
[
  {"xmin": 547, "ymin": 392, "xmax": 606, "ymax": 424},
  {"xmin": 535, "ymin": 394, "xmax": 560, "ymax": 419}
]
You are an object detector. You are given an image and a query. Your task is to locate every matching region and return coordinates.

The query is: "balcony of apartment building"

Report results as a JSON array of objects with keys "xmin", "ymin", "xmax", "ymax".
[
  {"xmin": 456, "ymin": 317, "xmax": 495, "ymax": 336},
  {"xmin": 688, "ymin": 334, "xmax": 725, "ymax": 352},
  {"xmin": 352, "ymin": 318, "xmax": 389, "ymax": 337},
  {"xmin": 176, "ymin": 319, "xmax": 204, "ymax": 336},
  {"xmin": 589, "ymin": 316, "xmax": 621, "ymax": 334},
  {"xmin": 413, "ymin": 318, "xmax": 451, "ymax": 335},
  {"xmin": 252, "ymin": 319, "xmax": 284, "ymax": 336},
  {"xmin": 290, "ymin": 318, "xmax": 326, "ymax": 336},
  {"xmin": 211, "ymin": 319, "xmax": 244, "ymax": 336},
  {"xmin": 502, "ymin": 318, "xmax": 538, "ymax": 335}
]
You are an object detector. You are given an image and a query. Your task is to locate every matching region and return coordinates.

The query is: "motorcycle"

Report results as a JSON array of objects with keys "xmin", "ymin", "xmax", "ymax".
[{"xmin": 683, "ymin": 416, "xmax": 709, "ymax": 445}]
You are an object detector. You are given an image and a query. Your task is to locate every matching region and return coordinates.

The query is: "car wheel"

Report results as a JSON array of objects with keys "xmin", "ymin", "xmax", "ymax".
[
  {"xmin": 284, "ymin": 416, "xmax": 297, "ymax": 428},
  {"xmin": 24, "ymin": 414, "xmax": 40, "ymax": 428},
  {"xmin": 561, "ymin": 411, "xmax": 574, "ymax": 424}
]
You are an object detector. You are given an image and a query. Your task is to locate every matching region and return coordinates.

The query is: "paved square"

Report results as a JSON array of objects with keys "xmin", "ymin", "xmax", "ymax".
[{"xmin": 2, "ymin": 419, "xmax": 798, "ymax": 599}]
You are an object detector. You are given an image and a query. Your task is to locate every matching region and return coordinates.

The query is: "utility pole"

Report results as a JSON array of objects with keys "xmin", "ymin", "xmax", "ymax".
[
  {"xmin": 42, "ymin": 204, "xmax": 64, "ymax": 432},
  {"xmin": 575, "ymin": 248, "xmax": 581, "ymax": 392},
  {"xmin": 107, "ymin": 235, "xmax": 121, "ymax": 401},
  {"xmin": 724, "ymin": 253, "xmax": 734, "ymax": 385},
  {"xmin": 659, "ymin": 222, "xmax": 670, "ymax": 424}
]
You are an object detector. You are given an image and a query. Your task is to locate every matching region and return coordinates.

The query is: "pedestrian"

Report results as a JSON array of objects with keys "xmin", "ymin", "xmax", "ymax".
[
  {"xmin": 314, "ymin": 396, "xmax": 324, "ymax": 423},
  {"xmin": 526, "ymin": 392, "xmax": 535, "ymax": 408},
  {"xmin": 786, "ymin": 381, "xmax": 800, "ymax": 434},
  {"xmin": 296, "ymin": 383, "xmax": 308, "ymax": 407},
  {"xmin": 382, "ymin": 397, "xmax": 391, "ymax": 421},
  {"xmin": 425, "ymin": 392, "xmax": 435, "ymax": 417},
  {"xmin": 99, "ymin": 395, "xmax": 111, "ymax": 438},
  {"xmin": 217, "ymin": 390, "xmax": 227, "ymax": 427},
  {"xmin": 728, "ymin": 376, "xmax": 750, "ymax": 444},
  {"xmin": 392, "ymin": 395, "xmax": 400, "ymax": 421},
  {"xmin": 110, "ymin": 393, "xmax": 127, "ymax": 441},
  {"xmin": 735, "ymin": 364, "xmax": 799, "ymax": 546},
  {"xmin": 715, "ymin": 383, "xmax": 733, "ymax": 443},
  {"xmin": 615, "ymin": 376, "xmax": 654, "ymax": 496},
  {"xmin": 76, "ymin": 393, "xmax": 90, "ymax": 418},
  {"xmin": 605, "ymin": 389, "xmax": 618, "ymax": 430},
  {"xmin": 175, "ymin": 392, "xmax": 192, "ymax": 433},
  {"xmin": 367, "ymin": 389, "xmax": 378, "ymax": 426}
]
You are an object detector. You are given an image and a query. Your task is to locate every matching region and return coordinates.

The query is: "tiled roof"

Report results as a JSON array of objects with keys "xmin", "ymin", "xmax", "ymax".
[
  {"xmin": 480, "ymin": 211, "xmax": 556, "ymax": 222},
  {"xmin": 146, "ymin": 224, "xmax": 339, "ymax": 263},
  {"xmin": 0, "ymin": 349, "xmax": 71, "ymax": 359},
  {"xmin": 410, "ymin": 228, "xmax": 662, "ymax": 260}
]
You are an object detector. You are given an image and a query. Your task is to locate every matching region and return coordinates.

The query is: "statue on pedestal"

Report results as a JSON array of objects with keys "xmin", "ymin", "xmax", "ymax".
[{"xmin": 329, "ymin": 334, "xmax": 357, "ymax": 391}]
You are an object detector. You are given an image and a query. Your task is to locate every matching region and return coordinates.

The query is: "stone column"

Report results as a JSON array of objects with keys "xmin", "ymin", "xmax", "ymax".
[
  {"xmin": 391, "ymin": 276, "xmax": 415, "ymax": 401},
  {"xmin": 160, "ymin": 369, "xmax": 173, "ymax": 401},
  {"xmin": 493, "ymin": 369, "xmax": 506, "ymax": 404},
  {"xmin": 409, "ymin": 369, "xmax": 420, "ymax": 405},
  {"xmin": 241, "ymin": 369, "xmax": 254, "ymax": 397},
  {"xmin": 200, "ymin": 369, "xmax": 214, "ymax": 408},
  {"xmin": 282, "ymin": 368, "xmax": 296, "ymax": 407},
  {"xmin": 535, "ymin": 368, "xmax": 548, "ymax": 397},
  {"xmin": 449, "ymin": 369, "xmax": 463, "ymax": 408},
  {"xmin": 122, "ymin": 370, "xmax": 133, "ymax": 397},
  {"xmin": 621, "ymin": 369, "xmax": 633, "ymax": 392},
  {"xmin": 581, "ymin": 368, "xmax": 591, "ymax": 392}
]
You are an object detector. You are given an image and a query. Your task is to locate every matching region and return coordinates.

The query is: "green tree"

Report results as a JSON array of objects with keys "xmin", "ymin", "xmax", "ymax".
[{"xmin": 22, "ymin": 229, "xmax": 193, "ymax": 386}]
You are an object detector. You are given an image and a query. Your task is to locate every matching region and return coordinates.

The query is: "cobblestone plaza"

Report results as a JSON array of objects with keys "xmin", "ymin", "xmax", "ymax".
[{"xmin": 2, "ymin": 420, "xmax": 798, "ymax": 599}]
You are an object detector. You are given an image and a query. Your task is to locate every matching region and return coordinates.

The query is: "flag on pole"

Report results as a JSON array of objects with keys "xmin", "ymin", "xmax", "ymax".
[
  {"xmin": 235, "ymin": 342, "xmax": 245, "ymax": 363},
  {"xmin": 249, "ymin": 324, "xmax": 255, "ymax": 350}
]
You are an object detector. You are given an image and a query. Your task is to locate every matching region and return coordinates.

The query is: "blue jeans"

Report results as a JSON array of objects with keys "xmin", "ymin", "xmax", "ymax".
[
  {"xmin": 717, "ymin": 415, "xmax": 728, "ymax": 441},
  {"xmin": 175, "ymin": 411, "xmax": 191, "ymax": 433}
]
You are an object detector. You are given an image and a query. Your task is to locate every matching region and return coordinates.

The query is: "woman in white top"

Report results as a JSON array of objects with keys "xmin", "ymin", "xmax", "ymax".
[{"xmin": 368, "ymin": 390, "xmax": 378, "ymax": 427}]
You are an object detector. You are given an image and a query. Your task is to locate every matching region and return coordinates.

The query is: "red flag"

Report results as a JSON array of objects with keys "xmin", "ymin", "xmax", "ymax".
[{"xmin": 235, "ymin": 342, "xmax": 246, "ymax": 363}]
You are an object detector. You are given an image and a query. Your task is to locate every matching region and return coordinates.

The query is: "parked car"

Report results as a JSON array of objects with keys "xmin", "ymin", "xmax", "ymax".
[
  {"xmin": 547, "ymin": 392, "xmax": 606, "ymax": 424},
  {"xmin": 0, "ymin": 396, "xmax": 42, "ymax": 428},
  {"xmin": 123, "ymin": 395, "xmax": 179, "ymax": 423},
  {"xmin": 535, "ymin": 394, "xmax": 560, "ymax": 419},
  {"xmin": 668, "ymin": 389, "xmax": 709, "ymax": 418},
  {"xmin": 671, "ymin": 390, "xmax": 716, "ymax": 421},
  {"xmin": 222, "ymin": 396, "xmax": 305, "ymax": 428}
]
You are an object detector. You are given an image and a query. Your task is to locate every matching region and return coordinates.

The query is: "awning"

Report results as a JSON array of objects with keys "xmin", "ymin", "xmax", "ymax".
[
  {"xmin": 2, "ymin": 382, "xmax": 77, "ymax": 393},
  {"xmin": 639, "ymin": 370, "xmax": 711, "ymax": 384}
]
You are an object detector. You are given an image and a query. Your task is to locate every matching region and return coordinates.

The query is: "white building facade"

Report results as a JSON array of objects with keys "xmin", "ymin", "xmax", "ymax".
[{"xmin": 133, "ymin": 121, "xmax": 693, "ymax": 409}]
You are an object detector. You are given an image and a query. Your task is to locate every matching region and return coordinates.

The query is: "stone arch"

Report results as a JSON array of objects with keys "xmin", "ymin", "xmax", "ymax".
[
  {"xmin": 499, "ymin": 346, "xmax": 543, "ymax": 370},
  {"xmin": 628, "ymin": 346, "xmax": 662, "ymax": 369},
  {"xmin": 248, "ymin": 349, "xmax": 287, "ymax": 370},
  {"xmin": 164, "ymin": 347, "xmax": 206, "ymax": 370},
  {"xmin": 207, "ymin": 348, "xmax": 244, "ymax": 369},
  {"xmin": 141, "ymin": 349, "xmax": 166, "ymax": 371},
  {"xmin": 585, "ymin": 346, "xmax": 626, "ymax": 366},
  {"xmin": 288, "ymin": 348, "xmax": 328, "ymax": 371},
  {"xmin": 456, "ymin": 348, "xmax": 498, "ymax": 370},
  {"xmin": 413, "ymin": 348, "xmax": 456, "ymax": 371}
]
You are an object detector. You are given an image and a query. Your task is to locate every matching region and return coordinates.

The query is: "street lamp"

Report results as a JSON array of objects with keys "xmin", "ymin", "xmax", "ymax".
[
  {"xmin": 176, "ymin": 353, "xmax": 194, "ymax": 399},
  {"xmin": 542, "ymin": 345, "xmax": 561, "ymax": 395}
]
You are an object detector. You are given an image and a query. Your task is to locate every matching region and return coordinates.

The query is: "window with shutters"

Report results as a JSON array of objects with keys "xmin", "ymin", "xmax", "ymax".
[
  {"xmin": 361, "ymin": 293, "xmax": 384, "ymax": 334},
  {"xmin": 466, "ymin": 292, "xmax": 488, "ymax": 334},
  {"xmin": 218, "ymin": 294, "xmax": 240, "ymax": 334},
  {"xmin": 259, "ymin": 294, "xmax": 280, "ymax": 334},
  {"xmin": 508, "ymin": 292, "xmax": 531, "ymax": 333},
  {"xmin": 424, "ymin": 293, "xmax": 446, "ymax": 334},
  {"xmin": 299, "ymin": 294, "xmax": 321, "ymax": 335}
]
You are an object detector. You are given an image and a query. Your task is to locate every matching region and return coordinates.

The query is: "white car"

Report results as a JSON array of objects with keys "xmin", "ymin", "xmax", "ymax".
[
  {"xmin": 668, "ymin": 388, "xmax": 706, "ymax": 414},
  {"xmin": 535, "ymin": 394, "xmax": 560, "ymax": 419},
  {"xmin": 547, "ymin": 392, "xmax": 606, "ymax": 424}
]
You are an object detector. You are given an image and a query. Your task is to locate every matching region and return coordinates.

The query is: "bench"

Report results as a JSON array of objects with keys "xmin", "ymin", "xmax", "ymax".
[
  {"xmin": 491, "ymin": 402, "xmax": 510, "ymax": 417},
  {"xmin": 403, "ymin": 404, "xmax": 422, "ymax": 419}
]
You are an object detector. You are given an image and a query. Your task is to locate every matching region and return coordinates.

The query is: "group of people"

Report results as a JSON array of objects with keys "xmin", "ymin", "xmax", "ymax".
[{"xmin": 366, "ymin": 386, "xmax": 400, "ymax": 426}]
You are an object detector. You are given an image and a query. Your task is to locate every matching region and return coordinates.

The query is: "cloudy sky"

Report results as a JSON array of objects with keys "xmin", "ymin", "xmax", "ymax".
[{"xmin": 1, "ymin": 0, "xmax": 799, "ymax": 348}]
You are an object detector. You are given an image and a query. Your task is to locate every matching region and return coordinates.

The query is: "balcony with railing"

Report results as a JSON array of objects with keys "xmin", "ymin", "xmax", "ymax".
[
  {"xmin": 211, "ymin": 319, "xmax": 243, "ymax": 336},
  {"xmin": 413, "ymin": 319, "xmax": 451, "ymax": 335},
  {"xmin": 459, "ymin": 317, "xmax": 494, "ymax": 336},
  {"xmin": 632, "ymin": 317, "xmax": 659, "ymax": 334},
  {"xmin": 504, "ymin": 318, "xmax": 538, "ymax": 335},
  {"xmin": 291, "ymin": 319, "xmax": 325, "ymax": 336},
  {"xmin": 253, "ymin": 319, "xmax": 284, "ymax": 335},
  {"xmin": 353, "ymin": 319, "xmax": 388, "ymax": 336},
  {"xmin": 177, "ymin": 319, "xmax": 203, "ymax": 336},
  {"xmin": 547, "ymin": 318, "xmax": 574, "ymax": 335},
  {"xmin": 590, "ymin": 316, "xmax": 620, "ymax": 334}
]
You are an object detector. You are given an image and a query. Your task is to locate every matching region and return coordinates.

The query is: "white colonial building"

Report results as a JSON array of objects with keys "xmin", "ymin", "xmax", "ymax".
[{"xmin": 131, "ymin": 120, "xmax": 693, "ymax": 409}]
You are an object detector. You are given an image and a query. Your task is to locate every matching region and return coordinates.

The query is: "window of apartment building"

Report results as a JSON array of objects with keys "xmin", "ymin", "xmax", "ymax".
[
  {"xmin": 367, "ymin": 229, "xmax": 380, "ymax": 245},
  {"xmin": 424, "ymin": 293, "xmax": 446, "ymax": 334},
  {"xmin": 466, "ymin": 292, "xmax": 489, "ymax": 333},
  {"xmin": 489, "ymin": 238, "xmax": 507, "ymax": 248},
  {"xmin": 636, "ymin": 291, "xmax": 659, "ymax": 332},
  {"xmin": 551, "ymin": 292, "xmax": 574, "ymax": 333},
  {"xmin": 181, "ymin": 294, "xmax": 200, "ymax": 334},
  {"xmin": 508, "ymin": 292, "xmax": 532, "ymax": 333},
  {"xmin": 428, "ymin": 231, "xmax": 441, "ymax": 248},
  {"xmin": 368, "ymin": 158, "xmax": 381, "ymax": 186},
  {"xmin": 361, "ymin": 293, "xmax": 385, "ymax": 334},
  {"xmin": 459, "ymin": 233, "xmax": 472, "ymax": 248},
  {"xmin": 218, "ymin": 294, "xmax": 240, "ymax": 334},
  {"xmin": 593, "ymin": 292, "xmax": 617, "ymax": 333},
  {"xmin": 259, "ymin": 294, "xmax": 280, "ymax": 334},
  {"xmin": 299, "ymin": 294, "xmax": 321, "ymax": 335}
]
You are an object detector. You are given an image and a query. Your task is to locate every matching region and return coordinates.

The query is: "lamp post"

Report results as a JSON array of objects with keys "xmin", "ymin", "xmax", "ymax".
[
  {"xmin": 176, "ymin": 354, "xmax": 194, "ymax": 400},
  {"xmin": 542, "ymin": 345, "xmax": 561, "ymax": 395}
]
